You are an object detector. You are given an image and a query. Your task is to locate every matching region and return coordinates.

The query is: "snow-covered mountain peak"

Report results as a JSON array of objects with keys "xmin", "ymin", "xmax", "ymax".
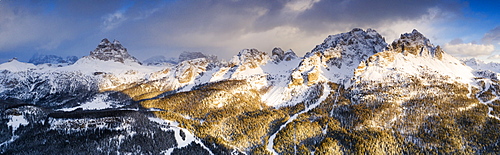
[
  {"xmin": 229, "ymin": 49, "xmax": 269, "ymax": 69},
  {"xmin": 392, "ymin": 29, "xmax": 429, "ymax": 48},
  {"xmin": 401, "ymin": 29, "xmax": 426, "ymax": 41},
  {"xmin": 310, "ymin": 28, "xmax": 385, "ymax": 55},
  {"xmin": 207, "ymin": 49, "xmax": 270, "ymax": 88},
  {"xmin": 96, "ymin": 38, "xmax": 111, "ymax": 49},
  {"xmin": 0, "ymin": 59, "xmax": 37, "ymax": 72},
  {"xmin": 271, "ymin": 48, "xmax": 285, "ymax": 62},
  {"xmin": 112, "ymin": 39, "xmax": 122, "ymax": 46},
  {"xmin": 290, "ymin": 28, "xmax": 387, "ymax": 86},
  {"xmin": 174, "ymin": 58, "xmax": 212, "ymax": 84},
  {"xmin": 462, "ymin": 58, "xmax": 481, "ymax": 67},
  {"xmin": 85, "ymin": 38, "xmax": 141, "ymax": 64},
  {"xmin": 271, "ymin": 47, "xmax": 298, "ymax": 63},
  {"xmin": 462, "ymin": 58, "xmax": 500, "ymax": 74},
  {"xmin": 390, "ymin": 29, "xmax": 444, "ymax": 59},
  {"xmin": 355, "ymin": 30, "xmax": 473, "ymax": 85},
  {"xmin": 283, "ymin": 50, "xmax": 298, "ymax": 60},
  {"xmin": 178, "ymin": 51, "xmax": 208, "ymax": 62}
]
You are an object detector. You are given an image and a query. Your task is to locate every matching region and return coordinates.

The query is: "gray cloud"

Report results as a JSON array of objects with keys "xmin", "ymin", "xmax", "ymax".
[
  {"xmin": 449, "ymin": 38, "xmax": 464, "ymax": 45},
  {"xmin": 294, "ymin": 0, "xmax": 462, "ymax": 32},
  {"xmin": 482, "ymin": 26, "xmax": 500, "ymax": 45},
  {"xmin": 0, "ymin": 0, "xmax": 468, "ymax": 62},
  {"xmin": 0, "ymin": 2, "xmax": 70, "ymax": 51},
  {"xmin": 120, "ymin": 0, "xmax": 464, "ymax": 59}
]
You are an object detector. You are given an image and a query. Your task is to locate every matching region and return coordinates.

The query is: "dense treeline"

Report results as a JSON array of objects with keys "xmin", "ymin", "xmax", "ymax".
[{"xmin": 140, "ymin": 78, "xmax": 500, "ymax": 154}]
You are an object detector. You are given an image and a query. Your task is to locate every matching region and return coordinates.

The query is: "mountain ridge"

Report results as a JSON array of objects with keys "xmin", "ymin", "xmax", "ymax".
[
  {"xmin": 1, "ymin": 28, "xmax": 499, "ymax": 154},
  {"xmin": 85, "ymin": 38, "xmax": 142, "ymax": 64}
]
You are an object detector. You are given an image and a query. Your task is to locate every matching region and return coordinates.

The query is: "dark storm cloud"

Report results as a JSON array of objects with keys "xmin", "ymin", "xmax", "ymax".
[
  {"xmin": 0, "ymin": 0, "xmax": 469, "ymax": 62},
  {"xmin": 146, "ymin": 0, "xmax": 287, "ymax": 35},
  {"xmin": 0, "ymin": 0, "xmax": 166, "ymax": 59},
  {"xmin": 131, "ymin": 0, "xmax": 463, "ymax": 38},
  {"xmin": 119, "ymin": 0, "xmax": 464, "ymax": 54},
  {"xmin": 0, "ymin": 0, "xmax": 123, "ymax": 50},
  {"xmin": 109, "ymin": 0, "xmax": 292, "ymax": 52},
  {"xmin": 300, "ymin": 0, "xmax": 436, "ymax": 21},
  {"xmin": 294, "ymin": 0, "xmax": 463, "ymax": 33}
]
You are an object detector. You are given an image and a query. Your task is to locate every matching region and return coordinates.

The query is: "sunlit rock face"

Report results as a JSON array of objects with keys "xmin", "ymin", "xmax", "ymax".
[
  {"xmin": 290, "ymin": 28, "xmax": 387, "ymax": 86},
  {"xmin": 390, "ymin": 29, "xmax": 444, "ymax": 59}
]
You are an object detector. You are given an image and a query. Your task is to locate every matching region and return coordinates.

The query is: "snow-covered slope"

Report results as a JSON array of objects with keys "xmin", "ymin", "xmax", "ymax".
[
  {"xmin": 259, "ymin": 28, "xmax": 387, "ymax": 107},
  {"xmin": 290, "ymin": 28, "xmax": 387, "ymax": 86},
  {"xmin": 0, "ymin": 40, "xmax": 166, "ymax": 107},
  {"xmin": 461, "ymin": 58, "xmax": 500, "ymax": 72},
  {"xmin": 0, "ymin": 59, "xmax": 37, "ymax": 72},
  {"xmin": 354, "ymin": 30, "xmax": 474, "ymax": 85}
]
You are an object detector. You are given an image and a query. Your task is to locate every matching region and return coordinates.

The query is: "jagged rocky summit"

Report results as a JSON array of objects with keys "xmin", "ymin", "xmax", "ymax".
[
  {"xmin": 1, "ymin": 28, "xmax": 500, "ymax": 154},
  {"xmin": 290, "ymin": 28, "xmax": 387, "ymax": 86},
  {"xmin": 271, "ymin": 47, "xmax": 298, "ymax": 63},
  {"xmin": 391, "ymin": 29, "xmax": 444, "ymax": 59},
  {"xmin": 85, "ymin": 38, "xmax": 142, "ymax": 64},
  {"xmin": 354, "ymin": 29, "xmax": 473, "ymax": 84}
]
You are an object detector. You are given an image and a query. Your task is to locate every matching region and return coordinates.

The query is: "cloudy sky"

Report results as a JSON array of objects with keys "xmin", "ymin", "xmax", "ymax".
[{"xmin": 0, "ymin": 0, "xmax": 499, "ymax": 63}]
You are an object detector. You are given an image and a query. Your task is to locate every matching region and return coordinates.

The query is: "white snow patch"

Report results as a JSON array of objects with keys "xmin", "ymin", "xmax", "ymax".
[
  {"xmin": 357, "ymin": 52, "xmax": 474, "ymax": 85},
  {"xmin": 260, "ymin": 58, "xmax": 314, "ymax": 107},
  {"xmin": 61, "ymin": 58, "xmax": 164, "ymax": 75},
  {"xmin": 57, "ymin": 94, "xmax": 121, "ymax": 111},
  {"xmin": 0, "ymin": 60, "xmax": 37, "ymax": 72},
  {"xmin": 487, "ymin": 107, "xmax": 500, "ymax": 120},
  {"xmin": 7, "ymin": 115, "xmax": 29, "ymax": 133}
]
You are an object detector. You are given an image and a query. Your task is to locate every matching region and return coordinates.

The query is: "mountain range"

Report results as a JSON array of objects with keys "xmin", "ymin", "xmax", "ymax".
[{"xmin": 0, "ymin": 28, "xmax": 499, "ymax": 154}]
